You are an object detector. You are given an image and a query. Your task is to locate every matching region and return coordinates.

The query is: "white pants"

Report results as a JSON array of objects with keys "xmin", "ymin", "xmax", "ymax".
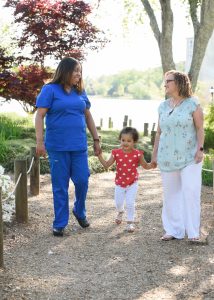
[
  {"xmin": 161, "ymin": 162, "xmax": 202, "ymax": 239},
  {"xmin": 114, "ymin": 182, "xmax": 138, "ymax": 222}
]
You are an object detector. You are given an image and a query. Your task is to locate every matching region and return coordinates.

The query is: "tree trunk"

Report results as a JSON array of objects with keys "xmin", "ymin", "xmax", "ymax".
[
  {"xmin": 141, "ymin": 0, "xmax": 214, "ymax": 92},
  {"xmin": 141, "ymin": 0, "xmax": 176, "ymax": 75},
  {"xmin": 159, "ymin": 0, "xmax": 176, "ymax": 73},
  {"xmin": 188, "ymin": 0, "xmax": 214, "ymax": 91}
]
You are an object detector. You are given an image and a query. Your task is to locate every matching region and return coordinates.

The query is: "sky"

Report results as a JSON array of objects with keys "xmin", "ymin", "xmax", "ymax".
[
  {"xmin": 0, "ymin": 0, "xmax": 194, "ymax": 78},
  {"xmin": 82, "ymin": 0, "xmax": 193, "ymax": 78}
]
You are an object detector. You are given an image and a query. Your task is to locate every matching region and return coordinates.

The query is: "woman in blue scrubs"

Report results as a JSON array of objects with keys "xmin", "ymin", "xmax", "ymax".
[{"xmin": 35, "ymin": 57, "xmax": 101, "ymax": 236}]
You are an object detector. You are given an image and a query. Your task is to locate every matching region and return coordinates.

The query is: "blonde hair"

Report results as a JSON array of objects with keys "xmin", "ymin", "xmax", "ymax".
[{"xmin": 165, "ymin": 70, "xmax": 193, "ymax": 98}]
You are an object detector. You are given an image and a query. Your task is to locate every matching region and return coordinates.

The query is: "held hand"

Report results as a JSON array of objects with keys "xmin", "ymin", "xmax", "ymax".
[
  {"xmin": 194, "ymin": 150, "xmax": 204, "ymax": 163},
  {"xmin": 151, "ymin": 155, "xmax": 157, "ymax": 167},
  {"xmin": 151, "ymin": 162, "xmax": 157, "ymax": 169},
  {"xmin": 36, "ymin": 142, "xmax": 46, "ymax": 158},
  {"xmin": 93, "ymin": 141, "xmax": 101, "ymax": 156}
]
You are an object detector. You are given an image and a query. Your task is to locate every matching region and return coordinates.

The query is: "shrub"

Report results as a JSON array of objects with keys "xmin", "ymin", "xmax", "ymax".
[
  {"xmin": 0, "ymin": 141, "xmax": 17, "ymax": 171},
  {"xmin": 204, "ymin": 128, "xmax": 214, "ymax": 151},
  {"xmin": 205, "ymin": 104, "xmax": 214, "ymax": 130},
  {"xmin": 40, "ymin": 159, "xmax": 50, "ymax": 174},
  {"xmin": 88, "ymin": 156, "xmax": 106, "ymax": 174},
  {"xmin": 202, "ymin": 153, "xmax": 214, "ymax": 187},
  {"xmin": 0, "ymin": 113, "xmax": 32, "ymax": 140},
  {"xmin": 88, "ymin": 152, "xmax": 116, "ymax": 175}
]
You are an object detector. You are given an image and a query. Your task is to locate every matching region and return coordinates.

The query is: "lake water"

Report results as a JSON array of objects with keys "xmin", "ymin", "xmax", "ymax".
[
  {"xmin": 0, "ymin": 97, "xmax": 161, "ymax": 132},
  {"xmin": 90, "ymin": 97, "xmax": 160, "ymax": 132}
]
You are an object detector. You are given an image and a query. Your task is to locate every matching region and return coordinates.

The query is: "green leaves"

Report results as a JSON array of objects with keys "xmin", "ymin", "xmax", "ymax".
[{"xmin": 5, "ymin": 0, "xmax": 107, "ymax": 63}]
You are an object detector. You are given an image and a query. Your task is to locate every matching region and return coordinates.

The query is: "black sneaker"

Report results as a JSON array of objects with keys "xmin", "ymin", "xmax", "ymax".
[
  {"xmin": 53, "ymin": 228, "xmax": 64, "ymax": 237},
  {"xmin": 72, "ymin": 210, "xmax": 90, "ymax": 228}
]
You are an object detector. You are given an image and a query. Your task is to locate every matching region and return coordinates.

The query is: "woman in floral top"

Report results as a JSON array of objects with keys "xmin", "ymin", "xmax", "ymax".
[{"xmin": 152, "ymin": 70, "xmax": 204, "ymax": 242}]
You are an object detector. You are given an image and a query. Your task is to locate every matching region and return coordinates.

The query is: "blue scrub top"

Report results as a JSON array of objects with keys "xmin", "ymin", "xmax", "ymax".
[{"xmin": 36, "ymin": 83, "xmax": 91, "ymax": 151}]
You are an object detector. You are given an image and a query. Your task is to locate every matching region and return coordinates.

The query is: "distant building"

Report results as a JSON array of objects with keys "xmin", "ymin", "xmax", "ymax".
[
  {"xmin": 185, "ymin": 37, "xmax": 194, "ymax": 73},
  {"xmin": 185, "ymin": 32, "xmax": 214, "ymax": 81}
]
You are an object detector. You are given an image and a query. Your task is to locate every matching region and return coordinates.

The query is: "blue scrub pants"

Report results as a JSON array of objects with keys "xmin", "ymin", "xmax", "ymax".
[{"xmin": 48, "ymin": 150, "xmax": 90, "ymax": 229}]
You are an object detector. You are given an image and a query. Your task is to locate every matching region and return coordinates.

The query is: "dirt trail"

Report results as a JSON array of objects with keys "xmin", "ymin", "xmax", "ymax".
[{"xmin": 0, "ymin": 169, "xmax": 214, "ymax": 300}]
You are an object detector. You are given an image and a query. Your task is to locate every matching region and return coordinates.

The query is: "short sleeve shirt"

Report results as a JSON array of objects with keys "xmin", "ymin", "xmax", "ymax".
[
  {"xmin": 36, "ymin": 83, "xmax": 91, "ymax": 151},
  {"xmin": 112, "ymin": 148, "xmax": 143, "ymax": 187},
  {"xmin": 157, "ymin": 97, "xmax": 199, "ymax": 172}
]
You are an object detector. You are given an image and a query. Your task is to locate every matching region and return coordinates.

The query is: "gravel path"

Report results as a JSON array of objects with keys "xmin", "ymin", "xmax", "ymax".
[{"xmin": 0, "ymin": 168, "xmax": 214, "ymax": 300}]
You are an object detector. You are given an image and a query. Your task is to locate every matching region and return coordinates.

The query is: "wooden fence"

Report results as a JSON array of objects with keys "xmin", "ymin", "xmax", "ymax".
[
  {"xmin": 96, "ymin": 115, "xmax": 157, "ymax": 145},
  {"xmin": 0, "ymin": 147, "xmax": 40, "ymax": 268}
]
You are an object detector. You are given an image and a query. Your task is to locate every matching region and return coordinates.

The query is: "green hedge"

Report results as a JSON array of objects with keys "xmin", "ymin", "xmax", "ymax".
[
  {"xmin": 202, "ymin": 153, "xmax": 214, "ymax": 187},
  {"xmin": 204, "ymin": 128, "xmax": 214, "ymax": 151}
]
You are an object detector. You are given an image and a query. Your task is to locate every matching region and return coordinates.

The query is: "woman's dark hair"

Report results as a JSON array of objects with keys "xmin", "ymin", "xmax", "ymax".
[
  {"xmin": 165, "ymin": 70, "xmax": 193, "ymax": 98},
  {"xmin": 119, "ymin": 127, "xmax": 139, "ymax": 142},
  {"xmin": 50, "ymin": 57, "xmax": 84, "ymax": 93}
]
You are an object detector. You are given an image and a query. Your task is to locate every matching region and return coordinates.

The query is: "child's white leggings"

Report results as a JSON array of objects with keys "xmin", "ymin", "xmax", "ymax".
[
  {"xmin": 114, "ymin": 182, "xmax": 138, "ymax": 222},
  {"xmin": 161, "ymin": 162, "xmax": 202, "ymax": 239}
]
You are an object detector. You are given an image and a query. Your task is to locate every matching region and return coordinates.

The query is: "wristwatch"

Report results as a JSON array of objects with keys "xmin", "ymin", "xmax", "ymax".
[{"xmin": 199, "ymin": 147, "xmax": 204, "ymax": 151}]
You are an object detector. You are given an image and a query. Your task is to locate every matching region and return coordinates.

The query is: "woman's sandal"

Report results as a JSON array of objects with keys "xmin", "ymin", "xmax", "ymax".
[
  {"xmin": 161, "ymin": 234, "xmax": 176, "ymax": 241},
  {"xmin": 115, "ymin": 212, "xmax": 124, "ymax": 224},
  {"xmin": 188, "ymin": 237, "xmax": 200, "ymax": 243}
]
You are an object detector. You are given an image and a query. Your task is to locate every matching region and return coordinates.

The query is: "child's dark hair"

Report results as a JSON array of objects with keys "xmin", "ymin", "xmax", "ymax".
[{"xmin": 119, "ymin": 127, "xmax": 139, "ymax": 142}]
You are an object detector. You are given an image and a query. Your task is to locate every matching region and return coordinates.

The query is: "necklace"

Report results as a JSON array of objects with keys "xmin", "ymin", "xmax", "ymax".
[{"xmin": 168, "ymin": 98, "xmax": 184, "ymax": 115}]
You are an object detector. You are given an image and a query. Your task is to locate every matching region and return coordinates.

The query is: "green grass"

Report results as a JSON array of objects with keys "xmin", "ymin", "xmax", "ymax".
[
  {"xmin": 0, "ymin": 113, "xmax": 34, "ymax": 141},
  {"xmin": 202, "ymin": 153, "xmax": 214, "ymax": 187}
]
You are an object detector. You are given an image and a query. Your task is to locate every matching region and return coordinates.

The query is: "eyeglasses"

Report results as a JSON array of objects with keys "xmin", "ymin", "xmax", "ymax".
[{"xmin": 165, "ymin": 79, "xmax": 175, "ymax": 84}]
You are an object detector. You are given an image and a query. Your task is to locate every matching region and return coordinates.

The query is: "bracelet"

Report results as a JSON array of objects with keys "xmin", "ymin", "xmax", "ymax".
[{"xmin": 93, "ymin": 139, "xmax": 100, "ymax": 142}]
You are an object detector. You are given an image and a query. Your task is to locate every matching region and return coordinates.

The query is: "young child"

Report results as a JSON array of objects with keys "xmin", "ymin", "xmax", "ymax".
[{"xmin": 98, "ymin": 127, "xmax": 156, "ymax": 232}]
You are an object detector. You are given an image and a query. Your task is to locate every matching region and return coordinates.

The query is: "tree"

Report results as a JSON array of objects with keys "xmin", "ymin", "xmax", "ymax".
[
  {"xmin": 0, "ymin": 0, "xmax": 107, "ymax": 112},
  {"xmin": 120, "ymin": 0, "xmax": 214, "ymax": 91},
  {"xmin": 140, "ymin": 0, "xmax": 214, "ymax": 91},
  {"xmin": 0, "ymin": 63, "xmax": 52, "ymax": 113},
  {"xmin": 5, "ymin": 0, "xmax": 107, "ymax": 64}
]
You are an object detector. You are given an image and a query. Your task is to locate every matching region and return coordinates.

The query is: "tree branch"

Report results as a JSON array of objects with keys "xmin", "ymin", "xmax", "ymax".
[
  {"xmin": 141, "ymin": 0, "xmax": 161, "ymax": 44},
  {"xmin": 188, "ymin": 0, "xmax": 200, "ymax": 31}
]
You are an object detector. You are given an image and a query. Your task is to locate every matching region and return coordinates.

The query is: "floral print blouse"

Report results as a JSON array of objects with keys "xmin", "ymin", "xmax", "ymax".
[{"xmin": 157, "ymin": 97, "xmax": 199, "ymax": 172}]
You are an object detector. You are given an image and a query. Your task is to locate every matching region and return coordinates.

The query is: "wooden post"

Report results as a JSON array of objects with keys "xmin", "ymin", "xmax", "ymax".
[
  {"xmin": 152, "ymin": 123, "xmax": 156, "ymax": 131},
  {"xmin": 151, "ymin": 130, "xmax": 156, "ymax": 146},
  {"xmin": 123, "ymin": 115, "xmax": 128, "ymax": 127},
  {"xmin": 30, "ymin": 147, "xmax": 40, "ymax": 196},
  {"xmin": 108, "ymin": 117, "xmax": 112, "ymax": 129},
  {"xmin": 15, "ymin": 159, "xmax": 28, "ymax": 223},
  {"xmin": 0, "ymin": 187, "xmax": 3, "ymax": 268},
  {"xmin": 129, "ymin": 119, "xmax": 132, "ymax": 127},
  {"xmin": 100, "ymin": 118, "xmax": 103, "ymax": 128},
  {"xmin": 144, "ymin": 123, "xmax": 149, "ymax": 136}
]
